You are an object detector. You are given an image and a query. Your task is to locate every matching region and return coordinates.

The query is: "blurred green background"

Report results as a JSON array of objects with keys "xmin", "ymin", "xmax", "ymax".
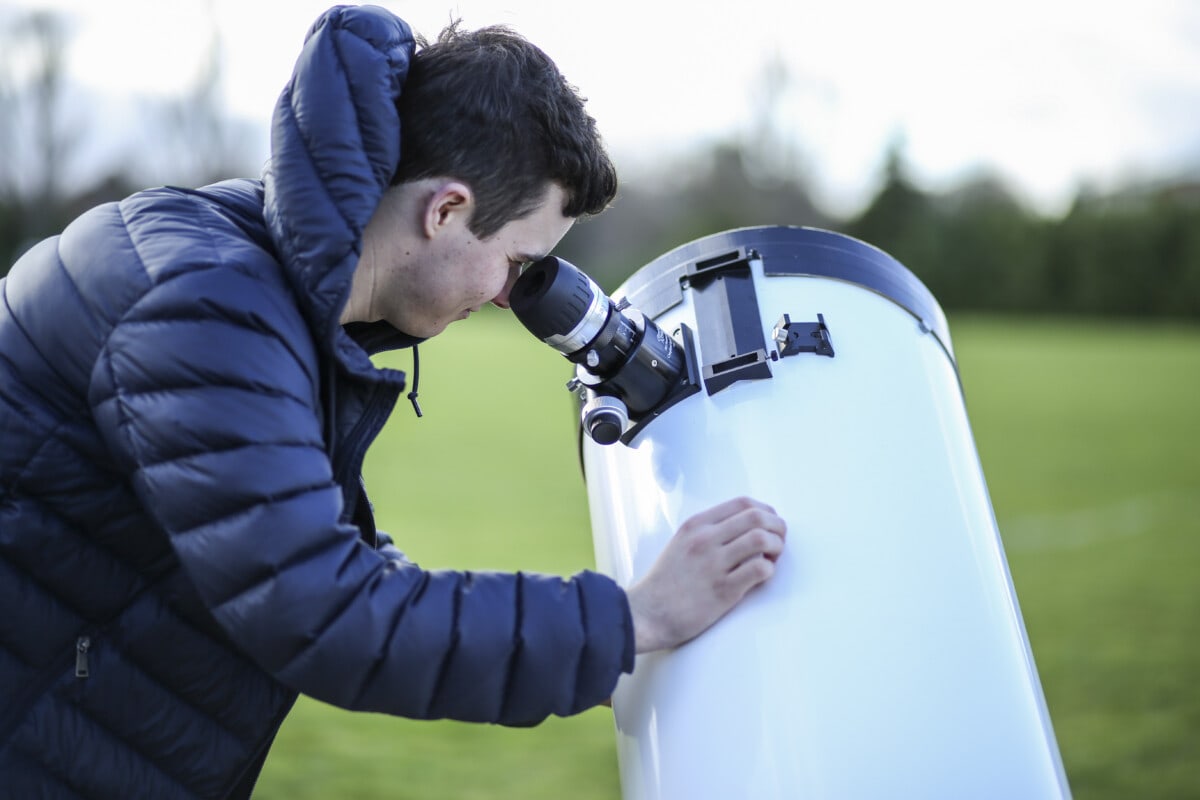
[{"xmin": 253, "ymin": 311, "xmax": 1199, "ymax": 800}]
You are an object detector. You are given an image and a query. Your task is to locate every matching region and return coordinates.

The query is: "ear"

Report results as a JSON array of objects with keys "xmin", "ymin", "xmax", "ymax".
[{"xmin": 422, "ymin": 180, "xmax": 475, "ymax": 239}]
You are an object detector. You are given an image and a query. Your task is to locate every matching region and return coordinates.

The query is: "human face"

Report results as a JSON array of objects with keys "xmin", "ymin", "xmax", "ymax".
[{"xmin": 356, "ymin": 181, "xmax": 575, "ymax": 338}]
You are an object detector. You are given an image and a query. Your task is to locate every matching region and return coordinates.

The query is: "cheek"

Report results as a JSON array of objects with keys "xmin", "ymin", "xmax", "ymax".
[{"xmin": 478, "ymin": 263, "xmax": 511, "ymax": 300}]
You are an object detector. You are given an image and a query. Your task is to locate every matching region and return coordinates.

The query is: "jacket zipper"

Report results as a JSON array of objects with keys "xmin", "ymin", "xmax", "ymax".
[
  {"xmin": 333, "ymin": 382, "xmax": 400, "ymax": 513},
  {"xmin": 75, "ymin": 636, "xmax": 91, "ymax": 678}
]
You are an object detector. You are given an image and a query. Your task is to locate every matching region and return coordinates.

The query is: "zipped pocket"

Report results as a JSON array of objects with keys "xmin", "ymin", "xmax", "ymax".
[{"xmin": 1, "ymin": 632, "xmax": 95, "ymax": 743}]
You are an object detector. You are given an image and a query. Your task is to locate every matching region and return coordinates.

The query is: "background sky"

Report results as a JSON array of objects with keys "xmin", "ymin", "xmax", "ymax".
[{"xmin": 4, "ymin": 0, "xmax": 1200, "ymax": 217}]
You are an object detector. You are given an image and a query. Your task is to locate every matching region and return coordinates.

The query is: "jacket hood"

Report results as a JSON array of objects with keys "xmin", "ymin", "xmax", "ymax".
[{"xmin": 262, "ymin": 6, "xmax": 416, "ymax": 358}]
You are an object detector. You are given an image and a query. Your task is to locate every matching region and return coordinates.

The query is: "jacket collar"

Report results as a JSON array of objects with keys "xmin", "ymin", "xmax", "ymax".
[{"xmin": 343, "ymin": 321, "xmax": 426, "ymax": 356}]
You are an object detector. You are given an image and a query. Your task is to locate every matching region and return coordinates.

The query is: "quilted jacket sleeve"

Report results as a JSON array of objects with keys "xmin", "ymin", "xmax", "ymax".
[{"xmin": 84, "ymin": 198, "xmax": 634, "ymax": 725}]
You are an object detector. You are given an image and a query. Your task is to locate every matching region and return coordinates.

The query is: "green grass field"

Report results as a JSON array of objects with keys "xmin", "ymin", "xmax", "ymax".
[{"xmin": 254, "ymin": 313, "xmax": 1199, "ymax": 800}]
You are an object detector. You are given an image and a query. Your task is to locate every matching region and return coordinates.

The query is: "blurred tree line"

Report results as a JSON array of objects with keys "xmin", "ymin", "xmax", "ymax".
[
  {"xmin": 559, "ymin": 139, "xmax": 1200, "ymax": 319},
  {"xmin": 3, "ymin": 9, "xmax": 1198, "ymax": 318}
]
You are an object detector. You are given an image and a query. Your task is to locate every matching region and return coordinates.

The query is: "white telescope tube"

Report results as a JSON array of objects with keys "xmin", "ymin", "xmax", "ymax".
[{"xmin": 580, "ymin": 227, "xmax": 1071, "ymax": 800}]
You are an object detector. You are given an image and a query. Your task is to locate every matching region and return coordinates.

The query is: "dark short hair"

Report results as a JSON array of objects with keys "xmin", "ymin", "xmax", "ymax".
[{"xmin": 393, "ymin": 21, "xmax": 618, "ymax": 238}]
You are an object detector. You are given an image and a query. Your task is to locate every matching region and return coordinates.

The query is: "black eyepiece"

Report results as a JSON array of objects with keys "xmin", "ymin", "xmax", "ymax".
[
  {"xmin": 511, "ymin": 256, "xmax": 685, "ymax": 418},
  {"xmin": 511, "ymin": 256, "xmax": 611, "ymax": 355}
]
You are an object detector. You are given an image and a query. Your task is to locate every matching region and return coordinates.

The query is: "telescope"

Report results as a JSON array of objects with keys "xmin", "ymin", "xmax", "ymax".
[{"xmin": 511, "ymin": 226, "xmax": 1071, "ymax": 800}]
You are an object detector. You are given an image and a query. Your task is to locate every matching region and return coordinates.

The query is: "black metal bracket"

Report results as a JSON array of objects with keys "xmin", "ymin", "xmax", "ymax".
[
  {"xmin": 684, "ymin": 247, "xmax": 773, "ymax": 395},
  {"xmin": 772, "ymin": 313, "xmax": 835, "ymax": 359}
]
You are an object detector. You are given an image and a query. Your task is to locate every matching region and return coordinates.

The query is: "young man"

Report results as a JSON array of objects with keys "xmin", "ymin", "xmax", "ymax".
[{"xmin": 0, "ymin": 6, "xmax": 786, "ymax": 797}]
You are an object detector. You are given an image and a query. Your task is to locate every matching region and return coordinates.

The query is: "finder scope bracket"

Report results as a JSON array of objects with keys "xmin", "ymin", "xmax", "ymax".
[{"xmin": 773, "ymin": 313, "xmax": 835, "ymax": 359}]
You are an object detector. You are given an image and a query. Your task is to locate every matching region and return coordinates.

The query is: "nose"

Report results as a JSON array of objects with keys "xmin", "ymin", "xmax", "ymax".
[{"xmin": 490, "ymin": 262, "xmax": 522, "ymax": 310}]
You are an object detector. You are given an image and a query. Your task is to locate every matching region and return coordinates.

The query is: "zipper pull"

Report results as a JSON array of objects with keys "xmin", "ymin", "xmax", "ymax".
[{"xmin": 75, "ymin": 636, "xmax": 91, "ymax": 678}]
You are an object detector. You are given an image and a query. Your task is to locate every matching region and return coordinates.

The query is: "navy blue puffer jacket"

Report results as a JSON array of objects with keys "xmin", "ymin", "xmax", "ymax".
[{"xmin": 0, "ymin": 6, "xmax": 633, "ymax": 798}]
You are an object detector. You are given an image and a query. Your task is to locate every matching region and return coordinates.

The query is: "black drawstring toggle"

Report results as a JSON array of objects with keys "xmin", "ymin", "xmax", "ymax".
[{"xmin": 408, "ymin": 344, "xmax": 423, "ymax": 418}]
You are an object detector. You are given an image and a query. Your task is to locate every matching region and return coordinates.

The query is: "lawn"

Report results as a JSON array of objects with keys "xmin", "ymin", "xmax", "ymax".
[{"xmin": 254, "ymin": 312, "xmax": 1199, "ymax": 800}]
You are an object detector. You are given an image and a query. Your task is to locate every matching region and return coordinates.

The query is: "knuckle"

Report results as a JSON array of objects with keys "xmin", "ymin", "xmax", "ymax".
[
  {"xmin": 738, "ymin": 507, "xmax": 773, "ymax": 534},
  {"xmin": 733, "ymin": 496, "xmax": 756, "ymax": 512},
  {"xmin": 750, "ymin": 557, "xmax": 775, "ymax": 582},
  {"xmin": 677, "ymin": 517, "xmax": 706, "ymax": 540},
  {"xmin": 684, "ymin": 535, "xmax": 708, "ymax": 558},
  {"xmin": 747, "ymin": 529, "xmax": 771, "ymax": 552}
]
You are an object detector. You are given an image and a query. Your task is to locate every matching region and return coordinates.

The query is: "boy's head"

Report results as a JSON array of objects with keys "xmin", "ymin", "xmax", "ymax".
[{"xmin": 392, "ymin": 21, "xmax": 618, "ymax": 238}]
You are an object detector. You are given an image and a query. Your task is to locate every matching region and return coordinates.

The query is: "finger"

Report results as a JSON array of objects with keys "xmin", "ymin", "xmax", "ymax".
[
  {"xmin": 685, "ymin": 496, "xmax": 775, "ymax": 529},
  {"xmin": 715, "ymin": 507, "xmax": 787, "ymax": 547},
  {"xmin": 721, "ymin": 527, "xmax": 785, "ymax": 571},
  {"xmin": 724, "ymin": 552, "xmax": 776, "ymax": 597},
  {"xmin": 683, "ymin": 498, "xmax": 750, "ymax": 529}
]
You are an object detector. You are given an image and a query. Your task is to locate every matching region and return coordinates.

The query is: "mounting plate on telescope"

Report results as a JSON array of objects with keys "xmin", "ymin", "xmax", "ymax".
[
  {"xmin": 772, "ymin": 313, "xmax": 835, "ymax": 359},
  {"xmin": 685, "ymin": 247, "xmax": 774, "ymax": 395}
]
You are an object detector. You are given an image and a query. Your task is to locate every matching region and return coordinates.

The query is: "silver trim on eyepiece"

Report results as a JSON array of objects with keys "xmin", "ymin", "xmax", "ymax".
[{"xmin": 544, "ymin": 281, "xmax": 609, "ymax": 354}]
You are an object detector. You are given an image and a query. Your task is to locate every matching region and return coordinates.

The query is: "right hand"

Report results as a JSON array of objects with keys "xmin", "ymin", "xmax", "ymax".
[{"xmin": 625, "ymin": 497, "xmax": 787, "ymax": 653}]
